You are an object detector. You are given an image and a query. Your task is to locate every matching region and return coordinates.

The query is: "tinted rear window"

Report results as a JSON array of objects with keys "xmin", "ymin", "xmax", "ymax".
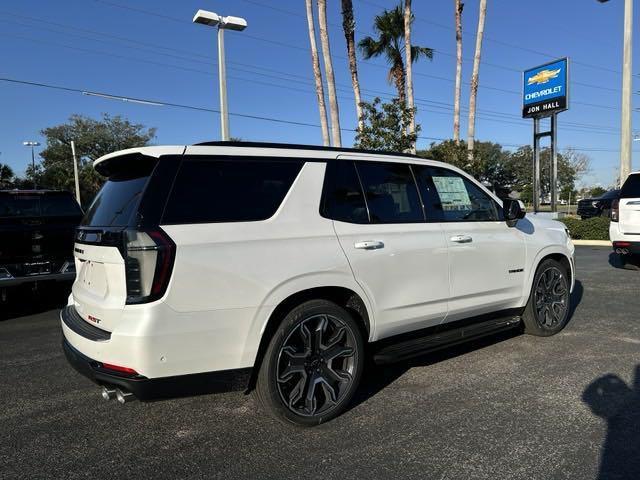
[
  {"xmin": 621, "ymin": 175, "xmax": 640, "ymax": 199},
  {"xmin": 162, "ymin": 158, "xmax": 303, "ymax": 224},
  {"xmin": 82, "ymin": 174, "xmax": 150, "ymax": 227},
  {"xmin": 0, "ymin": 193, "xmax": 81, "ymax": 218}
]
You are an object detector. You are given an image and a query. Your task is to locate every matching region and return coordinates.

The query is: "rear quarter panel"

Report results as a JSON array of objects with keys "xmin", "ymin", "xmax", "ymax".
[{"xmin": 159, "ymin": 161, "xmax": 364, "ymax": 369}]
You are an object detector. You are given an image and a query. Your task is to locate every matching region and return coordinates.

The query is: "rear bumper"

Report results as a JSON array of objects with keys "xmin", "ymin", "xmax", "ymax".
[
  {"xmin": 63, "ymin": 338, "xmax": 251, "ymax": 400},
  {"xmin": 0, "ymin": 271, "xmax": 75, "ymax": 287},
  {"xmin": 609, "ymin": 223, "xmax": 640, "ymax": 254}
]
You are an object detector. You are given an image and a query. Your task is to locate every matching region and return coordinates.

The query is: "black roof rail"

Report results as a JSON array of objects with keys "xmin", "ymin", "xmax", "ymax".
[{"xmin": 191, "ymin": 141, "xmax": 424, "ymax": 159}]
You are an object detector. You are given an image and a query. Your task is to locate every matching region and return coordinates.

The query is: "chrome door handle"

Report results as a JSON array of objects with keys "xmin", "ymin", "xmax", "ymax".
[
  {"xmin": 450, "ymin": 235, "xmax": 473, "ymax": 244},
  {"xmin": 354, "ymin": 240, "xmax": 385, "ymax": 250}
]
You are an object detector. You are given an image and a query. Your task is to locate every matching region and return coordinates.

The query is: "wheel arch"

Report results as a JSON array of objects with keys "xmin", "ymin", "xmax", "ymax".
[
  {"xmin": 527, "ymin": 248, "xmax": 574, "ymax": 297},
  {"xmin": 245, "ymin": 286, "xmax": 371, "ymax": 392}
]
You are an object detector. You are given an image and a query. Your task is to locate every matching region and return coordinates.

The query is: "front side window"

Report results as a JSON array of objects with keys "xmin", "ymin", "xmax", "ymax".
[
  {"xmin": 162, "ymin": 157, "xmax": 303, "ymax": 224},
  {"xmin": 355, "ymin": 162, "xmax": 424, "ymax": 223},
  {"xmin": 416, "ymin": 166, "xmax": 499, "ymax": 222}
]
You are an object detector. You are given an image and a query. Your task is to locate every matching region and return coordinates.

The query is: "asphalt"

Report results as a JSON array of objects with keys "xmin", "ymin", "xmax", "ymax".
[{"xmin": 1, "ymin": 246, "xmax": 639, "ymax": 480}]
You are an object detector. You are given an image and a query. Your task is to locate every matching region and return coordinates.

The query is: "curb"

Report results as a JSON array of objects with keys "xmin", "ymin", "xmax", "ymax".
[{"xmin": 572, "ymin": 240, "xmax": 612, "ymax": 246}]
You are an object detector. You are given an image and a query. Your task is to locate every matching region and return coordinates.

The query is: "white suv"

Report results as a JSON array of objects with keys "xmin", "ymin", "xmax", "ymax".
[
  {"xmin": 61, "ymin": 142, "xmax": 575, "ymax": 426},
  {"xmin": 610, "ymin": 172, "xmax": 640, "ymax": 263}
]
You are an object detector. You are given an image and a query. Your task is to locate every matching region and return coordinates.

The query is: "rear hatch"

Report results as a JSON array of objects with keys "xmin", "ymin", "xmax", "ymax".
[
  {"xmin": 0, "ymin": 191, "xmax": 82, "ymax": 277},
  {"xmin": 619, "ymin": 174, "xmax": 640, "ymax": 234},
  {"xmin": 72, "ymin": 152, "xmax": 178, "ymax": 332}
]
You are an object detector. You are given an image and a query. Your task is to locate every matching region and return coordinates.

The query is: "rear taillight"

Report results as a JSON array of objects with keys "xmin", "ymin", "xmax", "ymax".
[
  {"xmin": 611, "ymin": 198, "xmax": 619, "ymax": 222},
  {"xmin": 124, "ymin": 229, "xmax": 175, "ymax": 304}
]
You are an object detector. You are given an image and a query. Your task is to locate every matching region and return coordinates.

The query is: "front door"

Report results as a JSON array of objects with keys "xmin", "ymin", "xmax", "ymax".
[{"xmin": 414, "ymin": 165, "xmax": 527, "ymax": 322}]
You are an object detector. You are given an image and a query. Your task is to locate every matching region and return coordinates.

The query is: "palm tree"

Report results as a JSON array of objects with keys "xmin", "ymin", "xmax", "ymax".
[
  {"xmin": 0, "ymin": 163, "xmax": 14, "ymax": 188},
  {"xmin": 453, "ymin": 0, "xmax": 464, "ymax": 144},
  {"xmin": 305, "ymin": 0, "xmax": 330, "ymax": 146},
  {"xmin": 317, "ymin": 0, "xmax": 342, "ymax": 147},
  {"xmin": 341, "ymin": 0, "xmax": 364, "ymax": 132},
  {"xmin": 403, "ymin": 0, "xmax": 416, "ymax": 153},
  {"xmin": 359, "ymin": 4, "xmax": 433, "ymax": 105},
  {"xmin": 467, "ymin": 0, "xmax": 487, "ymax": 163}
]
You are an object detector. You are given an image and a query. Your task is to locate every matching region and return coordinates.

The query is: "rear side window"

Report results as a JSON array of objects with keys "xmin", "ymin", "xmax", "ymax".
[
  {"xmin": 322, "ymin": 161, "xmax": 368, "ymax": 223},
  {"xmin": 356, "ymin": 162, "xmax": 424, "ymax": 223},
  {"xmin": 620, "ymin": 175, "xmax": 640, "ymax": 199},
  {"xmin": 162, "ymin": 158, "xmax": 303, "ymax": 224}
]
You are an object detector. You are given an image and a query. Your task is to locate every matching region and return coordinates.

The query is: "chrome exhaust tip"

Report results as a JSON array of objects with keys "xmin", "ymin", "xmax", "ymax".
[
  {"xmin": 101, "ymin": 386, "xmax": 117, "ymax": 401},
  {"xmin": 116, "ymin": 388, "xmax": 136, "ymax": 404}
]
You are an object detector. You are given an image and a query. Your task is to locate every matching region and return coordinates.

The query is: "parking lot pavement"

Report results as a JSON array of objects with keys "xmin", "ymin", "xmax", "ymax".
[{"xmin": 1, "ymin": 246, "xmax": 639, "ymax": 480}]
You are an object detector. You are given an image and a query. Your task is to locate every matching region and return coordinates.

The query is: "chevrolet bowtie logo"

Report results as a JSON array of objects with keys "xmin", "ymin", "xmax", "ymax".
[{"xmin": 528, "ymin": 69, "xmax": 561, "ymax": 85}]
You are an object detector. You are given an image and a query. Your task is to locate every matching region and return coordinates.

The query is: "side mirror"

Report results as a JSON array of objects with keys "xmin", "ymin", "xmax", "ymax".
[{"xmin": 503, "ymin": 198, "xmax": 526, "ymax": 227}]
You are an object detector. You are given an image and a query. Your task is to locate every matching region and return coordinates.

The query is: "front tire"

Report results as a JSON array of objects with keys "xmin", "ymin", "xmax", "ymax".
[
  {"xmin": 254, "ymin": 299, "xmax": 364, "ymax": 426},
  {"xmin": 522, "ymin": 259, "xmax": 570, "ymax": 336}
]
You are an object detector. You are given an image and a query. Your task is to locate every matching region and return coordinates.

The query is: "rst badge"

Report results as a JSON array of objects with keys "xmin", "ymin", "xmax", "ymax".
[{"xmin": 522, "ymin": 58, "xmax": 569, "ymax": 118}]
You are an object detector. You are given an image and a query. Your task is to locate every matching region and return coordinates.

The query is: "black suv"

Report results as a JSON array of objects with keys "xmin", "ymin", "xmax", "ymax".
[
  {"xmin": 577, "ymin": 189, "xmax": 620, "ymax": 219},
  {"xmin": 0, "ymin": 190, "xmax": 82, "ymax": 293}
]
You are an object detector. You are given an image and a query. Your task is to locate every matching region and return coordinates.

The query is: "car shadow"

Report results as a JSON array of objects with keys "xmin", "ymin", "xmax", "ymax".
[
  {"xmin": 349, "ymin": 281, "xmax": 585, "ymax": 415},
  {"xmin": 348, "ymin": 328, "xmax": 521, "ymax": 413},
  {"xmin": 582, "ymin": 365, "xmax": 640, "ymax": 479},
  {"xmin": 567, "ymin": 280, "xmax": 584, "ymax": 325},
  {"xmin": 609, "ymin": 252, "xmax": 640, "ymax": 271},
  {"xmin": 0, "ymin": 282, "xmax": 72, "ymax": 321}
]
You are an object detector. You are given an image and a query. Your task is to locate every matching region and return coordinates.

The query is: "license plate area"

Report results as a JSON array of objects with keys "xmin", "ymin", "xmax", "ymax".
[{"xmin": 24, "ymin": 261, "xmax": 51, "ymax": 276}]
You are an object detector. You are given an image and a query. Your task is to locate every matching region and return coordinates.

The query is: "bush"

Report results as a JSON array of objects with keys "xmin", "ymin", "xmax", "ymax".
[{"xmin": 560, "ymin": 216, "xmax": 610, "ymax": 240}]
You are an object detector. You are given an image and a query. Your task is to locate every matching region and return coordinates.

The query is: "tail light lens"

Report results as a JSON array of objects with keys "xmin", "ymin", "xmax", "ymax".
[
  {"xmin": 611, "ymin": 198, "xmax": 619, "ymax": 222},
  {"xmin": 124, "ymin": 229, "xmax": 175, "ymax": 304}
]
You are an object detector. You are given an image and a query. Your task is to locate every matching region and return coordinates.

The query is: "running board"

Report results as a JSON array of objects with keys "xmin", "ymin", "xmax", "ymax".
[{"xmin": 372, "ymin": 316, "xmax": 522, "ymax": 365}]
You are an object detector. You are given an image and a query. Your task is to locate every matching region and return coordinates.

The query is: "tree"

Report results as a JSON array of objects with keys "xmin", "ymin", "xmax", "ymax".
[
  {"xmin": 419, "ymin": 139, "xmax": 516, "ymax": 187},
  {"xmin": 355, "ymin": 97, "xmax": 418, "ymax": 152},
  {"xmin": 358, "ymin": 4, "xmax": 433, "ymax": 105},
  {"xmin": 467, "ymin": 0, "xmax": 487, "ymax": 164},
  {"xmin": 305, "ymin": 0, "xmax": 330, "ymax": 146},
  {"xmin": 341, "ymin": 0, "xmax": 364, "ymax": 132},
  {"xmin": 403, "ymin": 0, "xmax": 416, "ymax": 153},
  {"xmin": 317, "ymin": 0, "xmax": 342, "ymax": 147},
  {"xmin": 453, "ymin": 0, "xmax": 464, "ymax": 144},
  {"xmin": 589, "ymin": 186, "xmax": 607, "ymax": 198},
  {"xmin": 509, "ymin": 146, "xmax": 577, "ymax": 203},
  {"xmin": 34, "ymin": 114, "xmax": 155, "ymax": 205},
  {"xmin": 0, "ymin": 163, "xmax": 15, "ymax": 188}
]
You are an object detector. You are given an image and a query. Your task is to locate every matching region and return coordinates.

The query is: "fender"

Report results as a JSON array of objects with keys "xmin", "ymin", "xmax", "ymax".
[
  {"xmin": 523, "ymin": 244, "xmax": 575, "ymax": 305},
  {"xmin": 239, "ymin": 271, "xmax": 376, "ymax": 367}
]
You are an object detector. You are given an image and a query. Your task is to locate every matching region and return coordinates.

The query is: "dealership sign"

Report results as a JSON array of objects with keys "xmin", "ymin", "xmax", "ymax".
[{"xmin": 522, "ymin": 58, "xmax": 569, "ymax": 118}]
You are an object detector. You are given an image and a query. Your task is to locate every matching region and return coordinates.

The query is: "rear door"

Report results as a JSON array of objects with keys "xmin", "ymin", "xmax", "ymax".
[
  {"xmin": 326, "ymin": 158, "xmax": 450, "ymax": 339},
  {"xmin": 619, "ymin": 174, "xmax": 640, "ymax": 234}
]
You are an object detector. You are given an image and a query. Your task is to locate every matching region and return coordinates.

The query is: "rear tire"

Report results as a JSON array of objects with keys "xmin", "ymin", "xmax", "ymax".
[
  {"xmin": 522, "ymin": 259, "xmax": 570, "ymax": 336},
  {"xmin": 254, "ymin": 299, "xmax": 364, "ymax": 426}
]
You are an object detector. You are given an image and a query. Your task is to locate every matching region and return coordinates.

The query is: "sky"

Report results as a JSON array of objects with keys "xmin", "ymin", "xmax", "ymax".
[{"xmin": 0, "ymin": 0, "xmax": 638, "ymax": 188}]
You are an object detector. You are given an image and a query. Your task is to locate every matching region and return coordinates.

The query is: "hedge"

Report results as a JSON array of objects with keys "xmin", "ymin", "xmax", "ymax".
[{"xmin": 559, "ymin": 217, "xmax": 610, "ymax": 241}]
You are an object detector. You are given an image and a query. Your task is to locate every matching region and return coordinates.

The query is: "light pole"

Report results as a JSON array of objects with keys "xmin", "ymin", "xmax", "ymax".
[
  {"xmin": 598, "ymin": 0, "xmax": 633, "ymax": 184},
  {"xmin": 22, "ymin": 141, "xmax": 40, "ymax": 189},
  {"xmin": 192, "ymin": 9, "xmax": 247, "ymax": 141}
]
